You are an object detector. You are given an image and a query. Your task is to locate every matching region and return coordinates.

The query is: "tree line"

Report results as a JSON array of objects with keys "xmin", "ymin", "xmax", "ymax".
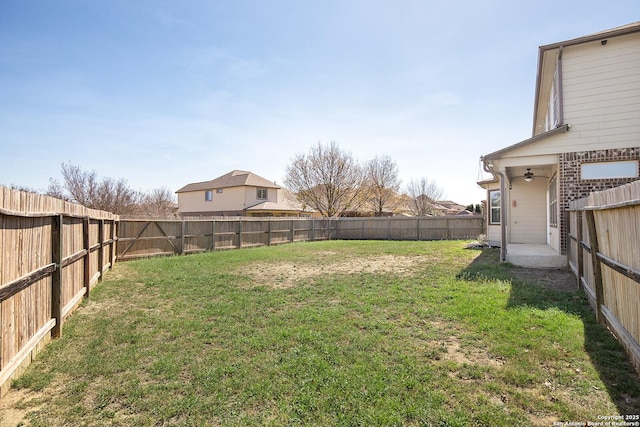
[
  {"xmin": 285, "ymin": 141, "xmax": 446, "ymax": 217},
  {"xmin": 8, "ymin": 162, "xmax": 177, "ymax": 217},
  {"xmin": 7, "ymin": 142, "xmax": 460, "ymax": 218}
]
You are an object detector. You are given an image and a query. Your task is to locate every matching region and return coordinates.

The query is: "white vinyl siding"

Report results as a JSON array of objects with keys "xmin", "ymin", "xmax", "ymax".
[{"xmin": 500, "ymin": 32, "xmax": 640, "ymax": 160}]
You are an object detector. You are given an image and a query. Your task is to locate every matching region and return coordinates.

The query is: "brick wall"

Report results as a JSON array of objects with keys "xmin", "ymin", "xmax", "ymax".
[{"xmin": 559, "ymin": 147, "xmax": 640, "ymax": 253}]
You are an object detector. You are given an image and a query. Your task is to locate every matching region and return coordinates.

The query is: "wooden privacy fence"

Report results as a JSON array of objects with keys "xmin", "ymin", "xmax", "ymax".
[
  {"xmin": 117, "ymin": 216, "xmax": 484, "ymax": 260},
  {"xmin": 117, "ymin": 218, "xmax": 334, "ymax": 260},
  {"xmin": 567, "ymin": 180, "xmax": 640, "ymax": 373},
  {"xmin": 0, "ymin": 187, "xmax": 117, "ymax": 397},
  {"xmin": 333, "ymin": 216, "xmax": 483, "ymax": 241}
]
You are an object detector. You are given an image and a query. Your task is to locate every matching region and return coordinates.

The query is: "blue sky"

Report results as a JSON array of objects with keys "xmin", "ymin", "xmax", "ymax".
[{"xmin": 1, "ymin": 1, "xmax": 637, "ymax": 206}]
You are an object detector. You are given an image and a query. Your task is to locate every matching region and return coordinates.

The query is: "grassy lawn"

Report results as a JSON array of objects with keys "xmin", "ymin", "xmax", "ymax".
[{"xmin": 3, "ymin": 240, "xmax": 640, "ymax": 426}]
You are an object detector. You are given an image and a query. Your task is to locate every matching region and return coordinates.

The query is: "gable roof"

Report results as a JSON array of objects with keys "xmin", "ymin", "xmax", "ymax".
[
  {"xmin": 176, "ymin": 170, "xmax": 281, "ymax": 193},
  {"xmin": 481, "ymin": 124, "xmax": 570, "ymax": 161}
]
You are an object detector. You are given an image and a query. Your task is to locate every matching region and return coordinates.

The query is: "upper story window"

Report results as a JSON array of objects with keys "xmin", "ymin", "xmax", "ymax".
[
  {"xmin": 544, "ymin": 62, "xmax": 562, "ymax": 132},
  {"xmin": 581, "ymin": 161, "xmax": 639, "ymax": 180},
  {"xmin": 205, "ymin": 190, "xmax": 213, "ymax": 202},
  {"xmin": 257, "ymin": 188, "xmax": 268, "ymax": 199},
  {"xmin": 489, "ymin": 190, "xmax": 500, "ymax": 224}
]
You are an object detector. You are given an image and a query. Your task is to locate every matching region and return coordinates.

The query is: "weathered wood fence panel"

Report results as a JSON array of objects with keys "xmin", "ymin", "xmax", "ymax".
[
  {"xmin": 333, "ymin": 216, "xmax": 483, "ymax": 241},
  {"xmin": 117, "ymin": 218, "xmax": 336, "ymax": 260},
  {"xmin": 568, "ymin": 180, "xmax": 640, "ymax": 373},
  {"xmin": 117, "ymin": 216, "xmax": 483, "ymax": 260},
  {"xmin": 0, "ymin": 186, "xmax": 116, "ymax": 397}
]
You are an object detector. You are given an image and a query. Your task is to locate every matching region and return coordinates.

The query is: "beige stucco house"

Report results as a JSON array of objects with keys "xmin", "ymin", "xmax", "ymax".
[
  {"xmin": 479, "ymin": 22, "xmax": 640, "ymax": 267},
  {"xmin": 176, "ymin": 170, "xmax": 313, "ymax": 217}
]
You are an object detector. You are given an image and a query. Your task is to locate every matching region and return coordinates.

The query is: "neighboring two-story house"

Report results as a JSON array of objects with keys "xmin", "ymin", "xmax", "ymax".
[
  {"xmin": 479, "ymin": 22, "xmax": 640, "ymax": 267},
  {"xmin": 176, "ymin": 170, "xmax": 312, "ymax": 217}
]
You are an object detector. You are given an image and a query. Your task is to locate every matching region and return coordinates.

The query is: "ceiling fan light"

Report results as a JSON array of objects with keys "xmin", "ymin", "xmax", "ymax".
[{"xmin": 524, "ymin": 168, "xmax": 534, "ymax": 182}]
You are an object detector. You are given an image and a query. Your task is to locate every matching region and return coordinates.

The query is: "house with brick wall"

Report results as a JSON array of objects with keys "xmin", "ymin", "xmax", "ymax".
[{"xmin": 479, "ymin": 22, "xmax": 640, "ymax": 267}]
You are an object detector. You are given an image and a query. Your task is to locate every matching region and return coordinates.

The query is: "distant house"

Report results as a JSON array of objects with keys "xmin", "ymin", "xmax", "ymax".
[
  {"xmin": 479, "ymin": 22, "xmax": 640, "ymax": 267},
  {"xmin": 176, "ymin": 170, "xmax": 313, "ymax": 217}
]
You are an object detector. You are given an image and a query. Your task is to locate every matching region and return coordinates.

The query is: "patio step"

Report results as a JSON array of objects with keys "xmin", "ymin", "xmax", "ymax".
[{"xmin": 505, "ymin": 244, "xmax": 567, "ymax": 269}]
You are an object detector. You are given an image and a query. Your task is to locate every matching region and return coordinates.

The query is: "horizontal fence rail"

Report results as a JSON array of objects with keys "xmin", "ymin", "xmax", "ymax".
[
  {"xmin": 567, "ymin": 180, "xmax": 640, "ymax": 374},
  {"xmin": 0, "ymin": 186, "xmax": 116, "ymax": 397}
]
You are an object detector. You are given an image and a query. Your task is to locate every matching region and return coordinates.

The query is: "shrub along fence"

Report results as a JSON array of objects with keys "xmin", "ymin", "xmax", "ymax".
[
  {"xmin": 567, "ymin": 180, "xmax": 640, "ymax": 373},
  {"xmin": 116, "ymin": 216, "xmax": 484, "ymax": 260},
  {"xmin": 0, "ymin": 187, "xmax": 116, "ymax": 397}
]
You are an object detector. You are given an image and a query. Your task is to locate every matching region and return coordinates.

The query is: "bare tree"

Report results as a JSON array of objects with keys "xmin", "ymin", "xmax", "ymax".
[
  {"xmin": 284, "ymin": 141, "xmax": 366, "ymax": 217},
  {"xmin": 365, "ymin": 155, "xmax": 401, "ymax": 216},
  {"xmin": 406, "ymin": 177, "xmax": 445, "ymax": 216},
  {"xmin": 139, "ymin": 187, "xmax": 177, "ymax": 217},
  {"xmin": 47, "ymin": 162, "xmax": 142, "ymax": 215}
]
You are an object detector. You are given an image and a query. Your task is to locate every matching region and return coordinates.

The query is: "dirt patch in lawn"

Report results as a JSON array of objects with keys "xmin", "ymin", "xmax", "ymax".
[
  {"xmin": 0, "ymin": 387, "xmax": 46, "ymax": 427},
  {"xmin": 242, "ymin": 254, "xmax": 428, "ymax": 288},
  {"xmin": 510, "ymin": 267, "xmax": 578, "ymax": 292}
]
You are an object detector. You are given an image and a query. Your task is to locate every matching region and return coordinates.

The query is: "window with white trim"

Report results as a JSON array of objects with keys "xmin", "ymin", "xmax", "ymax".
[
  {"xmin": 205, "ymin": 190, "xmax": 213, "ymax": 202},
  {"xmin": 549, "ymin": 174, "xmax": 558, "ymax": 228},
  {"xmin": 489, "ymin": 190, "xmax": 500, "ymax": 224},
  {"xmin": 257, "ymin": 188, "xmax": 268, "ymax": 199}
]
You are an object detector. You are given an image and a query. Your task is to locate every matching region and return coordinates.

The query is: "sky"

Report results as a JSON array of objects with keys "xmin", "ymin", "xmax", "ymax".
[{"xmin": 0, "ymin": 1, "xmax": 637, "ymax": 206}]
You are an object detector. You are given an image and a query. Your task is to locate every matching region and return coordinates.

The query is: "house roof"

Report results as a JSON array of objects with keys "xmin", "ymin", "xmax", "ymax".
[
  {"xmin": 481, "ymin": 124, "xmax": 570, "ymax": 161},
  {"xmin": 176, "ymin": 170, "xmax": 282, "ymax": 193},
  {"xmin": 245, "ymin": 201, "xmax": 304, "ymax": 212},
  {"xmin": 538, "ymin": 21, "xmax": 640, "ymax": 52}
]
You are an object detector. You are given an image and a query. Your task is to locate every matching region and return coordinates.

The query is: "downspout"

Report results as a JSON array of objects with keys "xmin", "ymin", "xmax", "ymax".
[{"xmin": 481, "ymin": 156, "xmax": 508, "ymax": 262}]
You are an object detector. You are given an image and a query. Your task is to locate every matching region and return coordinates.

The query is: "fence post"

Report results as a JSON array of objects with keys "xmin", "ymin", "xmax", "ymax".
[
  {"xmin": 416, "ymin": 218, "xmax": 421, "ymax": 241},
  {"xmin": 51, "ymin": 215, "xmax": 63, "ymax": 338},
  {"xmin": 446, "ymin": 217, "xmax": 450, "ymax": 240},
  {"xmin": 83, "ymin": 217, "xmax": 91, "ymax": 298},
  {"xmin": 311, "ymin": 218, "xmax": 315, "ymax": 241},
  {"xmin": 585, "ymin": 209, "xmax": 605, "ymax": 324},
  {"xmin": 387, "ymin": 218, "xmax": 391, "ymax": 240},
  {"xmin": 238, "ymin": 219, "xmax": 243, "ymax": 248},
  {"xmin": 268, "ymin": 220, "xmax": 272, "ymax": 245},
  {"xmin": 110, "ymin": 220, "xmax": 117, "ymax": 267},
  {"xmin": 180, "ymin": 220, "xmax": 186, "ymax": 254},
  {"xmin": 290, "ymin": 220, "xmax": 295, "ymax": 243},
  {"xmin": 98, "ymin": 219, "xmax": 104, "ymax": 283},
  {"xmin": 211, "ymin": 220, "xmax": 216, "ymax": 251},
  {"xmin": 576, "ymin": 210, "xmax": 584, "ymax": 291}
]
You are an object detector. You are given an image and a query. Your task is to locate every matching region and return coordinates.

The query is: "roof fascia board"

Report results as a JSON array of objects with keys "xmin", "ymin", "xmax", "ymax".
[{"xmin": 482, "ymin": 124, "xmax": 569, "ymax": 161}]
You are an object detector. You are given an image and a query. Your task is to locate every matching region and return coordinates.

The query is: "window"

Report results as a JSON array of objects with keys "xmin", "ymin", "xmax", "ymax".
[
  {"xmin": 489, "ymin": 190, "xmax": 500, "ymax": 224},
  {"xmin": 257, "ymin": 188, "xmax": 268, "ymax": 199},
  {"xmin": 205, "ymin": 190, "xmax": 213, "ymax": 202},
  {"xmin": 216, "ymin": 189, "xmax": 223, "ymax": 193},
  {"xmin": 544, "ymin": 62, "xmax": 562, "ymax": 132},
  {"xmin": 581, "ymin": 161, "xmax": 638, "ymax": 180},
  {"xmin": 549, "ymin": 174, "xmax": 558, "ymax": 228}
]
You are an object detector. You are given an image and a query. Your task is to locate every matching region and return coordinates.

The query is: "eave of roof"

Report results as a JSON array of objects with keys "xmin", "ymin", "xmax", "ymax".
[
  {"xmin": 481, "ymin": 124, "xmax": 570, "ymax": 161},
  {"xmin": 246, "ymin": 201, "xmax": 310, "ymax": 212}
]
